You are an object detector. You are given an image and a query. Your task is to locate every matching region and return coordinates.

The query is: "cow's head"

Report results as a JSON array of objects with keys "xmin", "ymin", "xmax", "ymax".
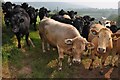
[
  {"xmin": 27, "ymin": 6, "xmax": 37, "ymax": 19},
  {"xmin": 11, "ymin": 14, "xmax": 24, "ymax": 33},
  {"xmin": 21, "ymin": 2, "xmax": 28, "ymax": 10},
  {"xmin": 58, "ymin": 9, "xmax": 67, "ymax": 16},
  {"xmin": 2, "ymin": 2, "xmax": 13, "ymax": 13},
  {"xmin": 104, "ymin": 20, "xmax": 111, "ymax": 28},
  {"xmin": 83, "ymin": 15, "xmax": 95, "ymax": 26},
  {"xmin": 67, "ymin": 10, "xmax": 77, "ymax": 19},
  {"xmin": 39, "ymin": 7, "xmax": 51, "ymax": 20},
  {"xmin": 65, "ymin": 37, "xmax": 94, "ymax": 63},
  {"xmin": 91, "ymin": 28, "xmax": 119, "ymax": 53}
]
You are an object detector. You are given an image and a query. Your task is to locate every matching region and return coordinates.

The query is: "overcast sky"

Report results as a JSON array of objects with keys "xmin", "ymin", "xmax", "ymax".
[{"xmin": 3, "ymin": 0, "xmax": 120, "ymax": 9}]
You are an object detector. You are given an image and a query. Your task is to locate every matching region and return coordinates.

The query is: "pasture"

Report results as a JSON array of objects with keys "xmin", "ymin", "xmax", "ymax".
[{"xmin": 1, "ymin": 13, "xmax": 119, "ymax": 78}]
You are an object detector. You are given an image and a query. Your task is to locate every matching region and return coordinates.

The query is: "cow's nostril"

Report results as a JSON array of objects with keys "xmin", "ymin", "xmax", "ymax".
[{"xmin": 98, "ymin": 48, "xmax": 105, "ymax": 52}]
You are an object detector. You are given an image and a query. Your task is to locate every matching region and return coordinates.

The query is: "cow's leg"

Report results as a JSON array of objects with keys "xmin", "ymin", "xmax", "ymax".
[
  {"xmin": 89, "ymin": 50, "xmax": 96, "ymax": 70},
  {"xmin": 34, "ymin": 21, "xmax": 37, "ymax": 31},
  {"xmin": 39, "ymin": 33, "xmax": 46, "ymax": 52},
  {"xmin": 25, "ymin": 32, "xmax": 30, "ymax": 47},
  {"xmin": 42, "ymin": 41, "xmax": 46, "ymax": 52},
  {"xmin": 68, "ymin": 55, "xmax": 73, "ymax": 67},
  {"xmin": 15, "ymin": 33, "xmax": 21, "ymax": 48},
  {"xmin": 100, "ymin": 53, "xmax": 108, "ymax": 75},
  {"xmin": 57, "ymin": 46, "xmax": 64, "ymax": 71},
  {"xmin": 47, "ymin": 43, "xmax": 50, "ymax": 51}
]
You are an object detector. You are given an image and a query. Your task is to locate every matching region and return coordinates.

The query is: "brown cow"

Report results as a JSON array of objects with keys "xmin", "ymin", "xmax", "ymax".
[
  {"xmin": 111, "ymin": 30, "xmax": 120, "ymax": 66},
  {"xmin": 39, "ymin": 17, "xmax": 94, "ymax": 70},
  {"xmin": 89, "ymin": 28, "xmax": 117, "ymax": 74},
  {"xmin": 104, "ymin": 30, "xmax": 120, "ymax": 79}
]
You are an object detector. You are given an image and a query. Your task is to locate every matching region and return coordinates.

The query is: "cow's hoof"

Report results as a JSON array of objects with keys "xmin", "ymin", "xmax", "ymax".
[
  {"xmin": 68, "ymin": 63, "xmax": 72, "ymax": 68},
  {"xmin": 43, "ymin": 50, "xmax": 46, "ymax": 53},
  {"xmin": 47, "ymin": 48, "xmax": 50, "ymax": 51},
  {"xmin": 53, "ymin": 48, "xmax": 55, "ymax": 51},
  {"xmin": 18, "ymin": 45, "xmax": 21, "ymax": 48},
  {"xmin": 58, "ymin": 67, "xmax": 62, "ymax": 71},
  {"xmin": 99, "ymin": 71, "xmax": 104, "ymax": 75},
  {"xmin": 89, "ymin": 66, "xmax": 93, "ymax": 71}
]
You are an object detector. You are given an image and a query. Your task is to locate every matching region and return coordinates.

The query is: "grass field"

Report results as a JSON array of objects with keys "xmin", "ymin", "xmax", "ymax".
[{"xmin": 2, "ymin": 14, "xmax": 119, "ymax": 78}]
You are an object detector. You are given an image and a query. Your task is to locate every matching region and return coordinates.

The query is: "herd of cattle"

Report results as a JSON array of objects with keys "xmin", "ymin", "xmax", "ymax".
[{"xmin": 2, "ymin": 1, "xmax": 120, "ymax": 77}]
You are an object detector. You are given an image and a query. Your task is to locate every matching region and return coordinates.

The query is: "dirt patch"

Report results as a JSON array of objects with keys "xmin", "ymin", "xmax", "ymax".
[{"xmin": 18, "ymin": 66, "xmax": 32, "ymax": 74}]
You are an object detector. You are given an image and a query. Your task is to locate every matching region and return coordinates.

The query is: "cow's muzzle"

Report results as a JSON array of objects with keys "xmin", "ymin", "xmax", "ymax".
[
  {"xmin": 97, "ymin": 47, "xmax": 106, "ymax": 53},
  {"xmin": 72, "ymin": 58, "xmax": 81, "ymax": 64}
]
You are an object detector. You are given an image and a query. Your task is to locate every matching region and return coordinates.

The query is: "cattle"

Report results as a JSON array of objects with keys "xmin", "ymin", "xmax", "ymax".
[
  {"xmin": 81, "ymin": 15, "xmax": 95, "ymax": 40},
  {"xmin": 39, "ymin": 17, "xmax": 94, "ymax": 70},
  {"xmin": 58, "ymin": 9, "xmax": 68, "ymax": 16},
  {"xmin": 67, "ymin": 10, "xmax": 77, "ymax": 19},
  {"xmin": 111, "ymin": 30, "xmax": 120, "ymax": 66},
  {"xmin": 51, "ymin": 15, "xmax": 84, "ymax": 34},
  {"xmin": 27, "ymin": 6, "xmax": 38, "ymax": 31},
  {"xmin": 89, "ymin": 27, "xmax": 120, "ymax": 75},
  {"xmin": 109, "ymin": 21, "xmax": 118, "ymax": 33},
  {"xmin": 21, "ymin": 2, "xmax": 29, "ymax": 11},
  {"xmin": 39, "ymin": 7, "xmax": 51, "ymax": 20},
  {"xmin": 100, "ymin": 20, "xmax": 118, "ymax": 33},
  {"xmin": 11, "ymin": 6, "xmax": 30, "ymax": 48},
  {"xmin": 2, "ymin": 1, "xmax": 14, "ymax": 27}
]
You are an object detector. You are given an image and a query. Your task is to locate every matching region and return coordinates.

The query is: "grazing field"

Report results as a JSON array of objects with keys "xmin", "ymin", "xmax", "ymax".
[{"xmin": 2, "ymin": 15, "xmax": 119, "ymax": 78}]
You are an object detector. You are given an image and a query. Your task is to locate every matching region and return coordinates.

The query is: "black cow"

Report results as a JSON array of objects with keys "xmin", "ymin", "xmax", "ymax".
[
  {"xmin": 2, "ymin": 2, "xmax": 14, "ymax": 27},
  {"xmin": 39, "ymin": 7, "xmax": 51, "ymax": 20},
  {"xmin": 58, "ymin": 9, "xmax": 68, "ymax": 16},
  {"xmin": 51, "ymin": 15, "xmax": 84, "ymax": 34},
  {"xmin": 27, "ymin": 6, "xmax": 38, "ymax": 31},
  {"xmin": 11, "ymin": 6, "xmax": 30, "ymax": 48},
  {"xmin": 81, "ymin": 15, "xmax": 95, "ymax": 40},
  {"xmin": 67, "ymin": 10, "xmax": 77, "ymax": 19},
  {"xmin": 21, "ymin": 2, "xmax": 29, "ymax": 11}
]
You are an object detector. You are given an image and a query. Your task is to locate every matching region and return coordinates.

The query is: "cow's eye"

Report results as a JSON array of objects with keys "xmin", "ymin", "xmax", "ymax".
[
  {"xmin": 109, "ymin": 38, "xmax": 111, "ymax": 40},
  {"xmin": 72, "ymin": 47, "xmax": 75, "ymax": 50},
  {"xmin": 98, "ymin": 36, "xmax": 99, "ymax": 38}
]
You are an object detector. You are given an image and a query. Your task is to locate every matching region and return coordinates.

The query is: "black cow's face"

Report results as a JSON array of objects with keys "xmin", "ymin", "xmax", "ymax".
[
  {"xmin": 59, "ymin": 9, "xmax": 67, "ymax": 15},
  {"xmin": 11, "ymin": 14, "xmax": 24, "ymax": 33},
  {"xmin": 27, "ymin": 7, "xmax": 37, "ymax": 19},
  {"xmin": 83, "ymin": 15, "xmax": 95, "ymax": 26},
  {"xmin": 39, "ymin": 7, "xmax": 51, "ymax": 18},
  {"xmin": 21, "ymin": 2, "xmax": 28, "ymax": 10},
  {"xmin": 67, "ymin": 10, "xmax": 77, "ymax": 19}
]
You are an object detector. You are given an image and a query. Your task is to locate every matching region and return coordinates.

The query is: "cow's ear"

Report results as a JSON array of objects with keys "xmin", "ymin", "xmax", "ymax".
[
  {"xmin": 90, "ymin": 18, "xmax": 95, "ymax": 21},
  {"xmin": 86, "ymin": 42, "xmax": 95, "ymax": 50},
  {"xmin": 35, "ymin": 9, "xmax": 38, "ymax": 12},
  {"xmin": 20, "ymin": 19, "xmax": 24, "ymax": 23},
  {"xmin": 67, "ymin": 11, "xmax": 70, "ymax": 13},
  {"xmin": 112, "ymin": 33, "xmax": 120, "ymax": 40},
  {"xmin": 65, "ymin": 39, "xmax": 73, "ymax": 45},
  {"xmin": 12, "ymin": 4, "xmax": 16, "ymax": 6},
  {"xmin": 74, "ymin": 12, "xmax": 77, "ymax": 14},
  {"xmin": 47, "ymin": 10, "xmax": 51, "ymax": 13},
  {"xmin": 99, "ymin": 21, "xmax": 102, "ymax": 25},
  {"xmin": 91, "ymin": 29, "xmax": 98, "ymax": 35}
]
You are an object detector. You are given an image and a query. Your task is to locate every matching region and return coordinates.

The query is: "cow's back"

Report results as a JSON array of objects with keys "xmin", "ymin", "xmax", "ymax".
[{"xmin": 39, "ymin": 18, "xmax": 80, "ymax": 47}]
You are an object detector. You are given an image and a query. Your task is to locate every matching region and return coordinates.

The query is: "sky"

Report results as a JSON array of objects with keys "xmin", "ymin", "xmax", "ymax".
[{"xmin": 3, "ymin": 0, "xmax": 120, "ymax": 9}]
